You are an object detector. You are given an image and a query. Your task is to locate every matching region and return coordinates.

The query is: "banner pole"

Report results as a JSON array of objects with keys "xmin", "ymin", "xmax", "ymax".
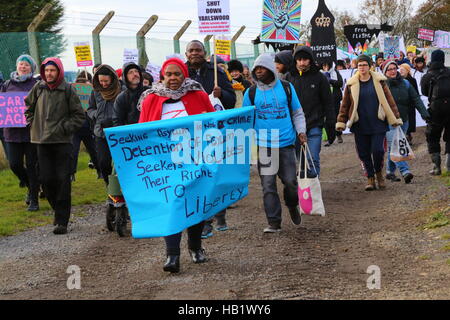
[{"xmin": 213, "ymin": 35, "xmax": 218, "ymax": 88}]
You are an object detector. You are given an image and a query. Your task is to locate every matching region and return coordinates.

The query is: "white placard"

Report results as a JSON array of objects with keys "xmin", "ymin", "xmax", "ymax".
[{"xmin": 197, "ymin": 0, "xmax": 230, "ymax": 35}]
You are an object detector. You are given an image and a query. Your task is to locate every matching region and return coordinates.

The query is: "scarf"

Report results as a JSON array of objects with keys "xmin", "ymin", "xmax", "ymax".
[
  {"xmin": 98, "ymin": 82, "xmax": 121, "ymax": 101},
  {"xmin": 10, "ymin": 71, "xmax": 33, "ymax": 83},
  {"xmin": 137, "ymin": 78, "xmax": 204, "ymax": 111}
]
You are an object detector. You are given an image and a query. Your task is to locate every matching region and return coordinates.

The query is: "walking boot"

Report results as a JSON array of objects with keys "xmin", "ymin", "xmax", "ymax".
[
  {"xmin": 27, "ymin": 199, "xmax": 39, "ymax": 212},
  {"xmin": 189, "ymin": 248, "xmax": 207, "ymax": 264},
  {"xmin": 53, "ymin": 225, "xmax": 68, "ymax": 235},
  {"xmin": 375, "ymin": 172, "xmax": 386, "ymax": 189},
  {"xmin": 288, "ymin": 206, "xmax": 302, "ymax": 225},
  {"xmin": 163, "ymin": 255, "xmax": 180, "ymax": 273},
  {"xmin": 429, "ymin": 153, "xmax": 442, "ymax": 175},
  {"xmin": 365, "ymin": 177, "xmax": 376, "ymax": 191}
]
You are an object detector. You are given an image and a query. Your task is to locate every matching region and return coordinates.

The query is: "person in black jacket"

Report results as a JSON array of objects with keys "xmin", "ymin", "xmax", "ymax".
[
  {"xmin": 87, "ymin": 65, "xmax": 122, "ymax": 185},
  {"xmin": 320, "ymin": 61, "xmax": 344, "ymax": 145},
  {"xmin": 286, "ymin": 46, "xmax": 335, "ymax": 177},
  {"xmin": 421, "ymin": 49, "xmax": 450, "ymax": 175},
  {"xmin": 227, "ymin": 59, "xmax": 252, "ymax": 91},
  {"xmin": 185, "ymin": 40, "xmax": 236, "ymax": 109},
  {"xmin": 113, "ymin": 63, "xmax": 148, "ymax": 127}
]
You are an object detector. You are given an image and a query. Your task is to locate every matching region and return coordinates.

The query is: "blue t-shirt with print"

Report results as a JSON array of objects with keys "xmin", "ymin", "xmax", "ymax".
[{"xmin": 243, "ymin": 80, "xmax": 301, "ymax": 148}]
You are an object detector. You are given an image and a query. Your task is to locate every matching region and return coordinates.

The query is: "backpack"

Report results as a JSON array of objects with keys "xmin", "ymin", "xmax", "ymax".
[
  {"xmin": 429, "ymin": 68, "xmax": 450, "ymax": 101},
  {"xmin": 248, "ymin": 79, "xmax": 294, "ymax": 122}
]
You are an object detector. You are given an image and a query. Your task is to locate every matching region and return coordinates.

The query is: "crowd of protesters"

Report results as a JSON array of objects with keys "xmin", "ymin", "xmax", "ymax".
[{"xmin": 0, "ymin": 41, "xmax": 448, "ymax": 273}]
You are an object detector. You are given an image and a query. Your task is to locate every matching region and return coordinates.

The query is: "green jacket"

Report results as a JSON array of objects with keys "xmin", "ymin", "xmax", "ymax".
[
  {"xmin": 386, "ymin": 75, "xmax": 429, "ymax": 123},
  {"xmin": 25, "ymin": 80, "xmax": 85, "ymax": 144}
]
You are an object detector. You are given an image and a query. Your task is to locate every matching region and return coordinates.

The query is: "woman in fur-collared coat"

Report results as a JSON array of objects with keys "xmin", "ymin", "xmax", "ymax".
[{"xmin": 336, "ymin": 55, "xmax": 403, "ymax": 191}]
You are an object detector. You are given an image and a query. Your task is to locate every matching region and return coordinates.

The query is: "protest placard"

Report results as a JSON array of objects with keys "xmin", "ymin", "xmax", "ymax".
[
  {"xmin": 71, "ymin": 83, "xmax": 93, "ymax": 110},
  {"xmin": 215, "ymin": 36, "xmax": 231, "ymax": 62},
  {"xmin": 0, "ymin": 92, "xmax": 28, "ymax": 128},
  {"xmin": 384, "ymin": 36, "xmax": 401, "ymax": 59},
  {"xmin": 197, "ymin": 0, "xmax": 230, "ymax": 35},
  {"xmin": 344, "ymin": 24, "xmax": 380, "ymax": 53},
  {"xmin": 310, "ymin": 0, "xmax": 336, "ymax": 64},
  {"xmin": 74, "ymin": 42, "xmax": 93, "ymax": 68},
  {"xmin": 123, "ymin": 48, "xmax": 139, "ymax": 65},
  {"xmin": 104, "ymin": 106, "xmax": 255, "ymax": 238},
  {"xmin": 433, "ymin": 30, "xmax": 450, "ymax": 49},
  {"xmin": 418, "ymin": 28, "xmax": 434, "ymax": 42},
  {"xmin": 261, "ymin": 0, "xmax": 301, "ymax": 43}
]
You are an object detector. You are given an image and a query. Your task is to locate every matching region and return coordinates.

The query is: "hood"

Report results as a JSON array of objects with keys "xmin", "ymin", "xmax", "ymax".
[
  {"xmin": 93, "ymin": 64, "xmax": 119, "ymax": 90},
  {"xmin": 92, "ymin": 64, "xmax": 121, "ymax": 101},
  {"xmin": 251, "ymin": 53, "xmax": 278, "ymax": 89},
  {"xmin": 275, "ymin": 50, "xmax": 293, "ymax": 68},
  {"xmin": 40, "ymin": 57, "xmax": 65, "ymax": 90},
  {"xmin": 292, "ymin": 46, "xmax": 320, "ymax": 74},
  {"xmin": 122, "ymin": 62, "xmax": 143, "ymax": 90}
]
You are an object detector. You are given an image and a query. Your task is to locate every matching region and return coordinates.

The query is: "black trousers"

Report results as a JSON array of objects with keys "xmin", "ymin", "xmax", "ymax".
[
  {"xmin": 426, "ymin": 106, "xmax": 450, "ymax": 154},
  {"xmin": 164, "ymin": 221, "xmax": 205, "ymax": 256},
  {"xmin": 95, "ymin": 137, "xmax": 112, "ymax": 185},
  {"xmin": 72, "ymin": 126, "xmax": 98, "ymax": 175},
  {"xmin": 37, "ymin": 144, "xmax": 72, "ymax": 226},
  {"xmin": 8, "ymin": 142, "xmax": 39, "ymax": 201}
]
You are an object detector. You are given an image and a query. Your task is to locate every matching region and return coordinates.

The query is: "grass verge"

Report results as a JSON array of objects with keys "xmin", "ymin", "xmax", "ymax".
[{"xmin": 0, "ymin": 152, "xmax": 106, "ymax": 237}]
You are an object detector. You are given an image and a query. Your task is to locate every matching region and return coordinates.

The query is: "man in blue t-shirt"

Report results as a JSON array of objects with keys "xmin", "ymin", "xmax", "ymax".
[{"xmin": 243, "ymin": 53, "xmax": 307, "ymax": 233}]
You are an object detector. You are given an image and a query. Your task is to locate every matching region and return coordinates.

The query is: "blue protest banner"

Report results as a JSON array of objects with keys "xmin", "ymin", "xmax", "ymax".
[
  {"xmin": 0, "ymin": 92, "xmax": 28, "ymax": 128},
  {"xmin": 104, "ymin": 106, "xmax": 255, "ymax": 238}
]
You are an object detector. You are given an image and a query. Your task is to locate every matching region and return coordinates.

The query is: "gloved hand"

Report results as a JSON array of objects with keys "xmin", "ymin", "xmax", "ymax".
[{"xmin": 100, "ymin": 119, "xmax": 114, "ymax": 129}]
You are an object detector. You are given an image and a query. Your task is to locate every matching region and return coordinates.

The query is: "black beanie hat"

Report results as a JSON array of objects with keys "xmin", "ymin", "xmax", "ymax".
[
  {"xmin": 356, "ymin": 54, "xmax": 373, "ymax": 66},
  {"xmin": 227, "ymin": 59, "xmax": 244, "ymax": 73},
  {"xmin": 415, "ymin": 57, "xmax": 425, "ymax": 64},
  {"xmin": 431, "ymin": 50, "xmax": 445, "ymax": 64}
]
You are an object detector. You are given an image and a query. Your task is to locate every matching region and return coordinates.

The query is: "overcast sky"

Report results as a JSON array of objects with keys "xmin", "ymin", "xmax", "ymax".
[{"xmin": 60, "ymin": 0, "xmax": 426, "ymax": 42}]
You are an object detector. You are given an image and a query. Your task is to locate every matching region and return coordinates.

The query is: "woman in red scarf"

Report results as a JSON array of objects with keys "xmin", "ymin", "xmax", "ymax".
[{"xmin": 138, "ymin": 58, "xmax": 215, "ymax": 273}]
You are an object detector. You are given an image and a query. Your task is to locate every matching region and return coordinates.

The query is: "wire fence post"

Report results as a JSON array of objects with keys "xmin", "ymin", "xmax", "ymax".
[
  {"xmin": 92, "ymin": 11, "xmax": 115, "ymax": 66},
  {"xmin": 231, "ymin": 26, "xmax": 246, "ymax": 60},
  {"xmin": 173, "ymin": 20, "xmax": 192, "ymax": 54},
  {"xmin": 137, "ymin": 15, "xmax": 159, "ymax": 67},
  {"xmin": 27, "ymin": 3, "xmax": 53, "ymax": 66}
]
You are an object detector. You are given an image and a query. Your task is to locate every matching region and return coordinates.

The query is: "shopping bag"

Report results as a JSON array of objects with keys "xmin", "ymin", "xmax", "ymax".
[
  {"xmin": 209, "ymin": 93, "xmax": 224, "ymax": 111},
  {"xmin": 390, "ymin": 126, "xmax": 415, "ymax": 162},
  {"xmin": 297, "ymin": 144, "xmax": 325, "ymax": 216}
]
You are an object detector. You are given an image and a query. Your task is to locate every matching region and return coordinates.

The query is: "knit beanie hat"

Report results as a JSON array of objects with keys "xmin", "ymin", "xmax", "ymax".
[
  {"xmin": 431, "ymin": 49, "xmax": 445, "ymax": 64},
  {"xmin": 162, "ymin": 58, "xmax": 189, "ymax": 78},
  {"xmin": 17, "ymin": 54, "xmax": 37, "ymax": 74},
  {"xmin": 44, "ymin": 60, "xmax": 59, "ymax": 69},
  {"xmin": 381, "ymin": 59, "xmax": 398, "ymax": 75},
  {"xmin": 356, "ymin": 54, "xmax": 373, "ymax": 67}
]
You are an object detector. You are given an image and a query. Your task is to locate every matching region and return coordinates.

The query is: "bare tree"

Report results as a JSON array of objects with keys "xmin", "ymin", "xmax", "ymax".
[
  {"xmin": 330, "ymin": 8, "xmax": 359, "ymax": 48},
  {"xmin": 359, "ymin": 0, "xmax": 414, "ymax": 43}
]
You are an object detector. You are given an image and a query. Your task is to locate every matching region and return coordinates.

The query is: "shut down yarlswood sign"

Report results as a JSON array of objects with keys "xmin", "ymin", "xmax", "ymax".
[{"xmin": 197, "ymin": 0, "xmax": 230, "ymax": 35}]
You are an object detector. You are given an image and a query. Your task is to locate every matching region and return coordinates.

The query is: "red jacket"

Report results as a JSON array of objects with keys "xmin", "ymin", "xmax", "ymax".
[{"xmin": 139, "ymin": 90, "xmax": 215, "ymax": 123}]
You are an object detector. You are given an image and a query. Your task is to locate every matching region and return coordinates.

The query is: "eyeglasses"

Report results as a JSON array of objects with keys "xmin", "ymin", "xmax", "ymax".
[
  {"xmin": 357, "ymin": 64, "xmax": 369, "ymax": 67},
  {"xmin": 386, "ymin": 68, "xmax": 398, "ymax": 72}
]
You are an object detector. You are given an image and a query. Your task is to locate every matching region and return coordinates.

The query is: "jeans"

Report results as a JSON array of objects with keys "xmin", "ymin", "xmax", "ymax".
[
  {"xmin": 296, "ymin": 126, "xmax": 322, "ymax": 177},
  {"xmin": 258, "ymin": 146, "xmax": 298, "ymax": 227},
  {"xmin": 164, "ymin": 221, "xmax": 204, "ymax": 256},
  {"xmin": 386, "ymin": 121, "xmax": 411, "ymax": 176}
]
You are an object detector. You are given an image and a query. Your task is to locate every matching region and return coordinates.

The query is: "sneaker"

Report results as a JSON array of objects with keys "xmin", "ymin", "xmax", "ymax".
[
  {"xmin": 386, "ymin": 173, "xmax": 401, "ymax": 182},
  {"xmin": 403, "ymin": 173, "xmax": 414, "ymax": 184},
  {"xmin": 216, "ymin": 224, "xmax": 229, "ymax": 232},
  {"xmin": 88, "ymin": 160, "xmax": 95, "ymax": 169},
  {"xmin": 288, "ymin": 206, "xmax": 302, "ymax": 225},
  {"xmin": 27, "ymin": 200, "xmax": 39, "ymax": 212},
  {"xmin": 263, "ymin": 225, "xmax": 281, "ymax": 233},
  {"xmin": 53, "ymin": 225, "xmax": 68, "ymax": 235},
  {"xmin": 201, "ymin": 223, "xmax": 213, "ymax": 239},
  {"xmin": 189, "ymin": 248, "xmax": 207, "ymax": 264}
]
